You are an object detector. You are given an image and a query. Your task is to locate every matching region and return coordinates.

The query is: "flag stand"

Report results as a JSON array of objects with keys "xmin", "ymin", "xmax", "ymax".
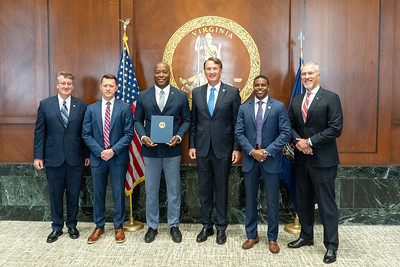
[
  {"xmin": 123, "ymin": 193, "xmax": 144, "ymax": 231},
  {"xmin": 118, "ymin": 18, "xmax": 145, "ymax": 232},
  {"xmin": 284, "ymin": 213, "xmax": 301, "ymax": 234},
  {"xmin": 283, "ymin": 31, "xmax": 305, "ymax": 235}
]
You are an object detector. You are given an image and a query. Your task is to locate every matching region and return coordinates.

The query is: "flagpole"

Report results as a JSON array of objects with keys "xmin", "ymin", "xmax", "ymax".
[
  {"xmin": 284, "ymin": 31, "xmax": 305, "ymax": 235},
  {"xmin": 119, "ymin": 18, "xmax": 144, "ymax": 232}
]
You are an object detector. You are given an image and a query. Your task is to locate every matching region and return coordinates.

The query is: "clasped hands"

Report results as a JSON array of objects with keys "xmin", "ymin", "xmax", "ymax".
[
  {"xmin": 251, "ymin": 149, "xmax": 267, "ymax": 162},
  {"xmin": 142, "ymin": 136, "xmax": 180, "ymax": 148},
  {"xmin": 296, "ymin": 138, "xmax": 313, "ymax": 155}
]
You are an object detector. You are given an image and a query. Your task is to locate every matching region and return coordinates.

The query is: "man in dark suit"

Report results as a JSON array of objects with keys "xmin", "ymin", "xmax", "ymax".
[
  {"xmin": 34, "ymin": 71, "xmax": 90, "ymax": 243},
  {"xmin": 189, "ymin": 57, "xmax": 241, "ymax": 245},
  {"xmin": 134, "ymin": 62, "xmax": 190, "ymax": 243},
  {"xmin": 287, "ymin": 62, "xmax": 343, "ymax": 264},
  {"xmin": 82, "ymin": 74, "xmax": 134, "ymax": 244},
  {"xmin": 235, "ymin": 75, "xmax": 291, "ymax": 253}
]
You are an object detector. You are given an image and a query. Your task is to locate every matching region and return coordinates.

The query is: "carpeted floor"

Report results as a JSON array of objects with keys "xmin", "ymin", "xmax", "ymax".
[{"xmin": 0, "ymin": 221, "xmax": 399, "ymax": 266}]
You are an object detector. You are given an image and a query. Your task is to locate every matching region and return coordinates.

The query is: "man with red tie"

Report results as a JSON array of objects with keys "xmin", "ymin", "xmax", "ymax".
[
  {"xmin": 82, "ymin": 74, "xmax": 134, "ymax": 244},
  {"xmin": 288, "ymin": 62, "xmax": 343, "ymax": 264}
]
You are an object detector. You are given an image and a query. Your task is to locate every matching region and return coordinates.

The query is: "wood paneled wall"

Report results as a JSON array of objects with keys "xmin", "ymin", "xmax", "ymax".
[{"xmin": 0, "ymin": 0, "xmax": 398, "ymax": 165}]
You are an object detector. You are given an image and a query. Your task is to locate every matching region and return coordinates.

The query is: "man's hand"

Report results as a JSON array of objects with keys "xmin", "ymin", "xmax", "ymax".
[
  {"xmin": 84, "ymin": 158, "xmax": 90, "ymax": 166},
  {"xmin": 189, "ymin": 148, "xmax": 196, "ymax": 160},
  {"xmin": 167, "ymin": 136, "xmax": 180, "ymax": 147},
  {"xmin": 142, "ymin": 136, "xmax": 157, "ymax": 147},
  {"xmin": 232, "ymin": 150, "xmax": 241, "ymax": 164},
  {"xmin": 101, "ymin": 148, "xmax": 115, "ymax": 161},
  {"xmin": 250, "ymin": 149, "xmax": 267, "ymax": 162},
  {"xmin": 295, "ymin": 138, "xmax": 313, "ymax": 155},
  {"xmin": 34, "ymin": 159, "xmax": 44, "ymax": 170}
]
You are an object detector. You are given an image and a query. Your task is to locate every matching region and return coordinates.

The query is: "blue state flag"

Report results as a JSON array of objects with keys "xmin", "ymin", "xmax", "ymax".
[{"xmin": 282, "ymin": 57, "xmax": 304, "ymax": 210}]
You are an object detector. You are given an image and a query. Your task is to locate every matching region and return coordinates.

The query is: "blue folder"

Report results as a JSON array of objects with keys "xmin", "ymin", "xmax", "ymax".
[{"xmin": 150, "ymin": 115, "xmax": 173, "ymax": 143}]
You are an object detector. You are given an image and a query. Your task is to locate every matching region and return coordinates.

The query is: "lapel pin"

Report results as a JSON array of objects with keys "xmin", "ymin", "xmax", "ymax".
[
  {"xmin": 73, "ymin": 105, "xmax": 76, "ymax": 107},
  {"xmin": 223, "ymin": 89, "xmax": 226, "ymax": 92},
  {"xmin": 268, "ymin": 106, "xmax": 271, "ymax": 109}
]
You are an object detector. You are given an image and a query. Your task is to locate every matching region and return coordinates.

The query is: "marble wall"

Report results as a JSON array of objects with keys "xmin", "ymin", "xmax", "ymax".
[{"xmin": 0, "ymin": 164, "xmax": 399, "ymax": 225}]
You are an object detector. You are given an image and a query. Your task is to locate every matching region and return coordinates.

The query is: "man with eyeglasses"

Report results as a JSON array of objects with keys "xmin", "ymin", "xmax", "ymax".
[{"xmin": 34, "ymin": 71, "xmax": 90, "ymax": 243}]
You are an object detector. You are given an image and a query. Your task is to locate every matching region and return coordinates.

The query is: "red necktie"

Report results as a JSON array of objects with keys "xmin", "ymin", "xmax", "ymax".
[
  {"xmin": 104, "ymin": 102, "xmax": 111, "ymax": 149},
  {"xmin": 302, "ymin": 92, "xmax": 311, "ymax": 123}
]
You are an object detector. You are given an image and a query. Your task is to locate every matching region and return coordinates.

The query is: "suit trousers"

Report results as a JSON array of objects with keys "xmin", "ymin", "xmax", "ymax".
[
  {"xmin": 143, "ymin": 155, "xmax": 181, "ymax": 229},
  {"xmin": 296, "ymin": 158, "xmax": 339, "ymax": 250},
  {"xmin": 244, "ymin": 162, "xmax": 280, "ymax": 241},
  {"xmin": 197, "ymin": 147, "xmax": 232, "ymax": 230},
  {"xmin": 46, "ymin": 161, "xmax": 83, "ymax": 230},
  {"xmin": 91, "ymin": 159, "xmax": 127, "ymax": 229}
]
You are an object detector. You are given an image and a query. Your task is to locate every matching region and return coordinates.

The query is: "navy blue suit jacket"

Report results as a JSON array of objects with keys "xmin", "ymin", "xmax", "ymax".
[
  {"xmin": 134, "ymin": 86, "xmax": 190, "ymax": 158},
  {"xmin": 189, "ymin": 82, "xmax": 241, "ymax": 159},
  {"xmin": 235, "ymin": 97, "xmax": 291, "ymax": 173},
  {"xmin": 82, "ymin": 99, "xmax": 134, "ymax": 167},
  {"xmin": 33, "ymin": 96, "xmax": 88, "ymax": 167},
  {"xmin": 289, "ymin": 87, "xmax": 343, "ymax": 168}
]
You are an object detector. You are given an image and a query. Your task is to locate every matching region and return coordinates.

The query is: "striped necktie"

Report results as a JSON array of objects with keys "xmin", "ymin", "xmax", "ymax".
[
  {"xmin": 104, "ymin": 102, "xmax": 111, "ymax": 149},
  {"xmin": 256, "ymin": 100, "xmax": 263, "ymax": 146},
  {"xmin": 61, "ymin": 100, "xmax": 68, "ymax": 128},
  {"xmin": 302, "ymin": 92, "xmax": 311, "ymax": 123}
]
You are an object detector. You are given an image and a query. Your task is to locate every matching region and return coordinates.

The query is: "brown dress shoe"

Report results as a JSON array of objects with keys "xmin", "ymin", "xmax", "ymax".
[
  {"xmin": 268, "ymin": 240, "xmax": 280, "ymax": 254},
  {"xmin": 115, "ymin": 228, "xmax": 126, "ymax": 243},
  {"xmin": 242, "ymin": 235, "xmax": 260, "ymax": 249},
  {"xmin": 87, "ymin": 228, "xmax": 105, "ymax": 244}
]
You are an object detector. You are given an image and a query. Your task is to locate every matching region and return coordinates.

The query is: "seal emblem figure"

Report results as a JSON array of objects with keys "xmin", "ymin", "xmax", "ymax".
[{"xmin": 163, "ymin": 16, "xmax": 260, "ymax": 107}]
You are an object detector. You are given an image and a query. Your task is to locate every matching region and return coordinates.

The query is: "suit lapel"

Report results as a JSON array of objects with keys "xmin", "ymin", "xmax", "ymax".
[
  {"xmin": 306, "ymin": 89, "xmax": 324, "ymax": 123},
  {"xmin": 148, "ymin": 87, "xmax": 161, "ymax": 113},
  {"xmin": 199, "ymin": 85, "xmax": 209, "ymax": 116},
  {"xmin": 67, "ymin": 96, "xmax": 77, "ymax": 127},
  {"xmin": 263, "ymin": 98, "xmax": 273, "ymax": 124},
  {"xmin": 163, "ymin": 86, "xmax": 176, "ymax": 112},
  {"xmin": 109, "ymin": 100, "xmax": 121, "ymax": 131},
  {"xmin": 95, "ymin": 100, "xmax": 103, "ymax": 135},
  {"xmin": 213, "ymin": 82, "xmax": 227, "ymax": 115},
  {"xmin": 51, "ymin": 96, "xmax": 65, "ymax": 127},
  {"xmin": 247, "ymin": 99, "xmax": 256, "ymax": 127}
]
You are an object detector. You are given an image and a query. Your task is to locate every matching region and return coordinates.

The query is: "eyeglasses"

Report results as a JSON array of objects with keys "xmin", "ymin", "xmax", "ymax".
[{"xmin": 58, "ymin": 82, "xmax": 74, "ymax": 86}]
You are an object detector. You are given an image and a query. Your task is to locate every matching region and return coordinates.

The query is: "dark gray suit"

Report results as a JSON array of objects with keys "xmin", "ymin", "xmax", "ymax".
[
  {"xmin": 289, "ymin": 87, "xmax": 343, "ymax": 250},
  {"xmin": 189, "ymin": 82, "xmax": 241, "ymax": 230}
]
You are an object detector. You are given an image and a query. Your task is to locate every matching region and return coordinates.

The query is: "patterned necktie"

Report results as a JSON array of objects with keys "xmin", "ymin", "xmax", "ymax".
[
  {"xmin": 61, "ymin": 100, "xmax": 68, "ymax": 128},
  {"xmin": 256, "ymin": 100, "xmax": 263, "ymax": 146},
  {"xmin": 104, "ymin": 102, "xmax": 111, "ymax": 149},
  {"xmin": 159, "ymin": 89, "xmax": 166, "ymax": 112},
  {"xmin": 208, "ymin": 87, "xmax": 216, "ymax": 116},
  {"xmin": 302, "ymin": 92, "xmax": 311, "ymax": 123}
]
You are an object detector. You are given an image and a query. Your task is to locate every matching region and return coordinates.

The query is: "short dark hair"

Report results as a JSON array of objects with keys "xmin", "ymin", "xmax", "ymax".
[
  {"xmin": 203, "ymin": 57, "xmax": 223, "ymax": 70},
  {"xmin": 253, "ymin": 75, "xmax": 270, "ymax": 85},
  {"xmin": 101, "ymin": 74, "xmax": 117, "ymax": 84}
]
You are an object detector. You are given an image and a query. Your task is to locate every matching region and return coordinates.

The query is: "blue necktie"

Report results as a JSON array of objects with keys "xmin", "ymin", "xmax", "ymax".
[
  {"xmin": 208, "ymin": 87, "xmax": 216, "ymax": 116},
  {"xmin": 61, "ymin": 100, "xmax": 68, "ymax": 128},
  {"xmin": 256, "ymin": 100, "xmax": 263, "ymax": 145}
]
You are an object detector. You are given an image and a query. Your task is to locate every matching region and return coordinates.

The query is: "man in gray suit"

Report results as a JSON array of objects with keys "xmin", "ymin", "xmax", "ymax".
[
  {"xmin": 287, "ymin": 62, "xmax": 343, "ymax": 264},
  {"xmin": 189, "ymin": 57, "xmax": 241, "ymax": 245},
  {"xmin": 34, "ymin": 71, "xmax": 90, "ymax": 243},
  {"xmin": 134, "ymin": 62, "xmax": 190, "ymax": 243}
]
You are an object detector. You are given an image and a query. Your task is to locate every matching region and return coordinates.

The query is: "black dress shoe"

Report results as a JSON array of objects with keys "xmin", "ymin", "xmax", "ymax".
[
  {"xmin": 68, "ymin": 227, "xmax": 80, "ymax": 239},
  {"xmin": 323, "ymin": 249, "xmax": 337, "ymax": 264},
  {"xmin": 170, "ymin": 227, "xmax": 182, "ymax": 243},
  {"xmin": 196, "ymin": 227, "xmax": 214, "ymax": 243},
  {"xmin": 144, "ymin": 228, "xmax": 158, "ymax": 243},
  {"xmin": 216, "ymin": 230, "xmax": 227, "ymax": 245},
  {"xmin": 287, "ymin": 237, "xmax": 314, "ymax": 248},
  {"xmin": 47, "ymin": 230, "xmax": 63, "ymax": 243}
]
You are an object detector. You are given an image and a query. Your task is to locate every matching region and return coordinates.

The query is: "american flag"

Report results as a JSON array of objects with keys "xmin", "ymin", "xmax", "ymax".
[{"xmin": 116, "ymin": 44, "xmax": 145, "ymax": 195}]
